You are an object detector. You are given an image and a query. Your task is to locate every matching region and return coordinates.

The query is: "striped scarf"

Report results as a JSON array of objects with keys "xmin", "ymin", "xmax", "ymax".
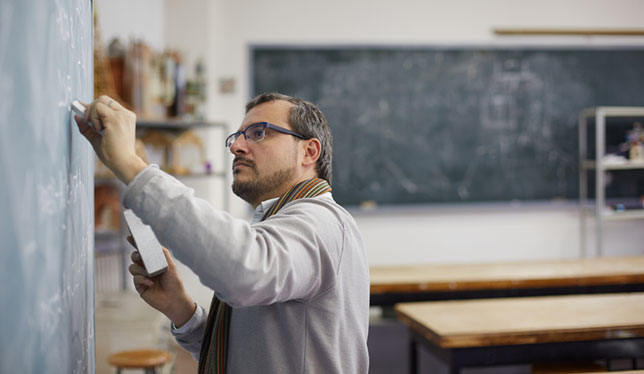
[{"xmin": 197, "ymin": 178, "xmax": 332, "ymax": 374}]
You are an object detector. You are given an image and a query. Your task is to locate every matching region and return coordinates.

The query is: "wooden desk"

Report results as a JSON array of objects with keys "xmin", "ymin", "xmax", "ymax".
[
  {"xmin": 371, "ymin": 256, "xmax": 644, "ymax": 306},
  {"xmin": 396, "ymin": 293, "xmax": 644, "ymax": 374}
]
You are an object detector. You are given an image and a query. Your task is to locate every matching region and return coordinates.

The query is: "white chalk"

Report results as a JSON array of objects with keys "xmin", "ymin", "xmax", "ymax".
[
  {"xmin": 71, "ymin": 100, "xmax": 86, "ymax": 116},
  {"xmin": 71, "ymin": 99, "xmax": 101, "ymax": 133},
  {"xmin": 123, "ymin": 209, "xmax": 168, "ymax": 276}
]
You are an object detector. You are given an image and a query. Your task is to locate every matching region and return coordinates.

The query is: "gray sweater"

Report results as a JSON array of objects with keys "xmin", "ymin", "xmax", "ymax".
[{"xmin": 123, "ymin": 165, "xmax": 370, "ymax": 373}]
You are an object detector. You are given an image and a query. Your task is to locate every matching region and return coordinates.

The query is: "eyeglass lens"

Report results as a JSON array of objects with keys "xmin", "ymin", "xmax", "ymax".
[{"xmin": 226, "ymin": 123, "xmax": 266, "ymax": 148}]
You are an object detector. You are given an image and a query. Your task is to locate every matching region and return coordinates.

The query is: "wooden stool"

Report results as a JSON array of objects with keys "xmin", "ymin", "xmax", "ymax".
[
  {"xmin": 532, "ymin": 361, "xmax": 607, "ymax": 374},
  {"xmin": 107, "ymin": 349, "xmax": 172, "ymax": 374}
]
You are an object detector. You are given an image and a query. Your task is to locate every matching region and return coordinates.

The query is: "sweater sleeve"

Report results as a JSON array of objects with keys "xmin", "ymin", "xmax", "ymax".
[
  {"xmin": 171, "ymin": 304, "xmax": 207, "ymax": 361},
  {"xmin": 122, "ymin": 166, "xmax": 344, "ymax": 308}
]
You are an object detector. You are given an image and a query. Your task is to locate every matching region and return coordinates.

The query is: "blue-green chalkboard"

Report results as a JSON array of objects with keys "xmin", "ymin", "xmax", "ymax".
[
  {"xmin": 252, "ymin": 46, "xmax": 644, "ymax": 206},
  {"xmin": 0, "ymin": 0, "xmax": 94, "ymax": 372}
]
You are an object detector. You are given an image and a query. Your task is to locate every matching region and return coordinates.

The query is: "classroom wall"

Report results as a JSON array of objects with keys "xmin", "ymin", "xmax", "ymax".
[
  {"xmin": 98, "ymin": 0, "xmax": 644, "ymax": 289},
  {"xmin": 191, "ymin": 0, "xmax": 644, "ymax": 265},
  {"xmin": 95, "ymin": 0, "xmax": 165, "ymax": 51}
]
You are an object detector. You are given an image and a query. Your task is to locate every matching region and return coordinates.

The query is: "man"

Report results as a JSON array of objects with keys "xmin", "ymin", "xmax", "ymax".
[{"xmin": 75, "ymin": 93, "xmax": 370, "ymax": 373}]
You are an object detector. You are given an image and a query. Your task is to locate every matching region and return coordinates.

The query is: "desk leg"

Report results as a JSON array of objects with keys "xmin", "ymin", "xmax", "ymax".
[{"xmin": 409, "ymin": 334, "xmax": 418, "ymax": 374}]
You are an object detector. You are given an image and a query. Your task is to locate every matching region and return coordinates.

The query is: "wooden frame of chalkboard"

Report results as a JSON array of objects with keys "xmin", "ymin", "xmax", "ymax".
[{"xmin": 250, "ymin": 44, "xmax": 644, "ymax": 208}]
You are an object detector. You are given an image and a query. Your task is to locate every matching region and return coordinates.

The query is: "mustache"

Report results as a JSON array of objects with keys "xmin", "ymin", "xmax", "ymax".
[{"xmin": 233, "ymin": 156, "xmax": 256, "ymax": 169}]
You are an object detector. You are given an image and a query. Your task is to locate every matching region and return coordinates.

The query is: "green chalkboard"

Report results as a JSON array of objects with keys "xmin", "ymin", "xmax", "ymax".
[
  {"xmin": 251, "ymin": 46, "xmax": 644, "ymax": 207},
  {"xmin": 0, "ymin": 0, "xmax": 94, "ymax": 372}
]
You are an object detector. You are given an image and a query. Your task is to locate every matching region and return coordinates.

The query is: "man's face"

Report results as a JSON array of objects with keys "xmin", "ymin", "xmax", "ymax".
[{"xmin": 229, "ymin": 100, "xmax": 301, "ymax": 206}]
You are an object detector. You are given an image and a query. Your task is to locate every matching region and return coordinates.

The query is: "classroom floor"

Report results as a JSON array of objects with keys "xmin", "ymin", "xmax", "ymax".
[
  {"xmin": 97, "ymin": 297, "xmax": 642, "ymax": 374},
  {"xmin": 96, "ymin": 302, "xmax": 525, "ymax": 374}
]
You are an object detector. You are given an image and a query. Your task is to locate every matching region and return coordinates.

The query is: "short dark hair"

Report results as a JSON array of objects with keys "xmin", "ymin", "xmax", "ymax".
[{"xmin": 246, "ymin": 92, "xmax": 333, "ymax": 184}]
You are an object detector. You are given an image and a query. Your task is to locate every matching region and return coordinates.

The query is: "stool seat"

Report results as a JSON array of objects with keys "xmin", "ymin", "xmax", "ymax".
[{"xmin": 108, "ymin": 349, "xmax": 171, "ymax": 373}]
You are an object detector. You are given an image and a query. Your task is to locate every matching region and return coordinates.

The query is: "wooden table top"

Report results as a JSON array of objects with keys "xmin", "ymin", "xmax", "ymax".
[
  {"xmin": 395, "ymin": 292, "xmax": 644, "ymax": 349},
  {"xmin": 371, "ymin": 256, "xmax": 644, "ymax": 294}
]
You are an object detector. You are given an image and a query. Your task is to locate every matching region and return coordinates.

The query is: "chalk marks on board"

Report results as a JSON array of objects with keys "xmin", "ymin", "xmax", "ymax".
[
  {"xmin": 253, "ymin": 47, "xmax": 644, "ymax": 205},
  {"xmin": 0, "ymin": 0, "xmax": 94, "ymax": 373}
]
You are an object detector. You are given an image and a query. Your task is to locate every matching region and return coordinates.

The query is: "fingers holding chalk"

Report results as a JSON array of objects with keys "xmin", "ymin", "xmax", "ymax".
[
  {"xmin": 72, "ymin": 95, "xmax": 145, "ymax": 184},
  {"xmin": 71, "ymin": 99, "xmax": 105, "ymax": 134},
  {"xmin": 72, "ymin": 100, "xmax": 102, "ymax": 149}
]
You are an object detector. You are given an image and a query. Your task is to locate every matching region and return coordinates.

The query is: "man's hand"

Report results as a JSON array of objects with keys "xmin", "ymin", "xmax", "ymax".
[
  {"xmin": 74, "ymin": 95, "xmax": 147, "ymax": 184},
  {"xmin": 127, "ymin": 236, "xmax": 197, "ymax": 328}
]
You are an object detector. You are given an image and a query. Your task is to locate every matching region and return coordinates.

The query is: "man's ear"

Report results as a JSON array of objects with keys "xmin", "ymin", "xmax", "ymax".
[{"xmin": 301, "ymin": 138, "xmax": 321, "ymax": 168}]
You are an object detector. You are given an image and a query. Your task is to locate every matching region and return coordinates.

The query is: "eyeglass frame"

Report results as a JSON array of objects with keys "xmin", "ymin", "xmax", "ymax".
[{"xmin": 225, "ymin": 121, "xmax": 306, "ymax": 148}]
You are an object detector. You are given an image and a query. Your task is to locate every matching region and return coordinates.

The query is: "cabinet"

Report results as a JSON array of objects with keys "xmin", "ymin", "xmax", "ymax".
[
  {"xmin": 579, "ymin": 107, "xmax": 644, "ymax": 257},
  {"xmin": 94, "ymin": 119, "xmax": 229, "ymax": 291}
]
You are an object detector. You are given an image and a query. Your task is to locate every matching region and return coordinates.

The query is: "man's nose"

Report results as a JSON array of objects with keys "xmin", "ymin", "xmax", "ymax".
[{"xmin": 229, "ymin": 135, "xmax": 249, "ymax": 154}]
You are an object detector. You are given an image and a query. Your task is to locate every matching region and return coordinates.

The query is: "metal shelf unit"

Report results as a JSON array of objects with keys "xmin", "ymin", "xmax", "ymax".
[{"xmin": 579, "ymin": 107, "xmax": 644, "ymax": 257}]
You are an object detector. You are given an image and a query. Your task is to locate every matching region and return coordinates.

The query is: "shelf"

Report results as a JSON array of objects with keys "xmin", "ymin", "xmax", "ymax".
[
  {"xmin": 95, "ymin": 229, "xmax": 123, "ymax": 254},
  {"xmin": 137, "ymin": 118, "xmax": 226, "ymax": 129},
  {"xmin": 580, "ymin": 107, "xmax": 644, "ymax": 118},
  {"xmin": 579, "ymin": 106, "xmax": 644, "ymax": 256},
  {"xmin": 95, "ymin": 229, "xmax": 120, "ymax": 240},
  {"xmin": 602, "ymin": 209, "xmax": 644, "ymax": 221},
  {"xmin": 581, "ymin": 206, "xmax": 644, "ymax": 221},
  {"xmin": 582, "ymin": 160, "xmax": 644, "ymax": 170}
]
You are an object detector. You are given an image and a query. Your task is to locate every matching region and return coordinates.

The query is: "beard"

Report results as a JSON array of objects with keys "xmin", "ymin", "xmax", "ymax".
[{"xmin": 232, "ymin": 163, "xmax": 296, "ymax": 204}]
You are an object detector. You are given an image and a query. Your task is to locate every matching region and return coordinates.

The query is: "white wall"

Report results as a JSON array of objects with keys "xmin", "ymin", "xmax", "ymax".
[
  {"xmin": 196, "ymin": 0, "xmax": 644, "ymax": 265},
  {"xmin": 95, "ymin": 0, "xmax": 165, "ymax": 51},
  {"xmin": 97, "ymin": 0, "xmax": 644, "ymax": 304}
]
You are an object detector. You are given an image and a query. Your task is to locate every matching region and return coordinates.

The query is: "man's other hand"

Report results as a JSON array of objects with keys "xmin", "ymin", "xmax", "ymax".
[{"xmin": 127, "ymin": 236, "xmax": 197, "ymax": 328}]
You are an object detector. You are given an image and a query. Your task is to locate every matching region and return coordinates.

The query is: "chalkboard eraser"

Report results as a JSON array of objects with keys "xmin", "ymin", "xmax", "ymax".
[{"xmin": 123, "ymin": 209, "xmax": 168, "ymax": 276}]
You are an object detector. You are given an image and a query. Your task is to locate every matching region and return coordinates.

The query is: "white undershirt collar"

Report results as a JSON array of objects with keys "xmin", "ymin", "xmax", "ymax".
[{"xmin": 251, "ymin": 197, "xmax": 279, "ymax": 224}]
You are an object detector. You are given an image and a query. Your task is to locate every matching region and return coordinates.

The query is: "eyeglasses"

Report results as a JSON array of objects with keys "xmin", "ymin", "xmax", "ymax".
[{"xmin": 225, "ymin": 122, "xmax": 305, "ymax": 148}]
